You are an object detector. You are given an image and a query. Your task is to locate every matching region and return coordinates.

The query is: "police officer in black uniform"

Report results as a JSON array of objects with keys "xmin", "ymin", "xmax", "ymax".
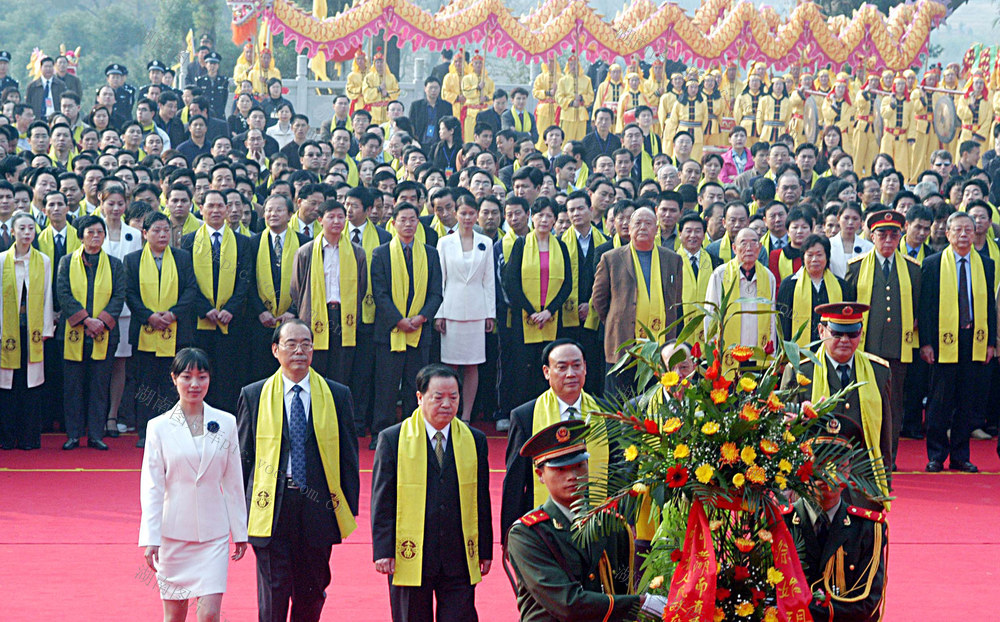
[
  {"xmin": 105, "ymin": 63, "xmax": 136, "ymax": 121},
  {"xmin": 0, "ymin": 51, "xmax": 18, "ymax": 93},
  {"xmin": 195, "ymin": 52, "xmax": 229, "ymax": 120},
  {"xmin": 137, "ymin": 60, "xmax": 168, "ymax": 101}
]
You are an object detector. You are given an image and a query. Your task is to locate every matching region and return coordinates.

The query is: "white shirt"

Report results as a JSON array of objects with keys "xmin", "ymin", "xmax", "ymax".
[
  {"xmin": 349, "ymin": 220, "xmax": 368, "ymax": 244},
  {"xmin": 825, "ymin": 352, "xmax": 854, "ymax": 384},
  {"xmin": 555, "ymin": 394, "xmax": 583, "ymax": 420},
  {"xmin": 424, "ymin": 418, "xmax": 450, "ymax": 452},
  {"xmin": 706, "ymin": 262, "xmax": 777, "ymax": 348},
  {"xmin": 281, "ymin": 373, "xmax": 312, "ymax": 477},
  {"xmin": 205, "ymin": 224, "xmax": 224, "ymax": 242},
  {"xmin": 575, "ymin": 227, "xmax": 592, "ymax": 257},
  {"xmin": 875, "ymin": 252, "xmax": 894, "ymax": 273},
  {"xmin": 953, "ymin": 248, "xmax": 974, "ymax": 314},
  {"xmin": 269, "ymin": 229, "xmax": 287, "ymax": 254},
  {"xmin": 322, "ymin": 237, "xmax": 341, "ymax": 304},
  {"xmin": 13, "ymin": 251, "xmax": 34, "ymax": 301}
]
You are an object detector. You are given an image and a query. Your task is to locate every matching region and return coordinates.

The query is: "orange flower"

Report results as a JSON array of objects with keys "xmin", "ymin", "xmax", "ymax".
[
  {"xmin": 662, "ymin": 417, "xmax": 682, "ymax": 434},
  {"xmin": 746, "ymin": 465, "xmax": 767, "ymax": 484},
  {"xmin": 801, "ymin": 401, "xmax": 818, "ymax": 419},
  {"xmin": 739, "ymin": 403, "xmax": 760, "ymax": 422},
  {"xmin": 765, "ymin": 392, "xmax": 784, "ymax": 412},
  {"xmin": 759, "ymin": 439, "xmax": 779, "ymax": 455},
  {"xmin": 735, "ymin": 536, "xmax": 754, "ymax": 552},
  {"xmin": 711, "ymin": 388, "xmax": 729, "ymax": 404},
  {"xmin": 721, "ymin": 442, "xmax": 739, "ymax": 464},
  {"xmin": 757, "ymin": 528, "xmax": 773, "ymax": 543},
  {"xmin": 800, "ymin": 440, "xmax": 814, "ymax": 457},
  {"xmin": 729, "ymin": 345, "xmax": 754, "ymax": 362}
]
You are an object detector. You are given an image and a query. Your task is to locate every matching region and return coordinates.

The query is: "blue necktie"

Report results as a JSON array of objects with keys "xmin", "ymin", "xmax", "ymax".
[{"xmin": 289, "ymin": 385, "xmax": 308, "ymax": 487}]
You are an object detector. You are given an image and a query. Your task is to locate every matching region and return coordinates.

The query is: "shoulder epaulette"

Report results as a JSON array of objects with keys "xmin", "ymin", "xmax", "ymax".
[
  {"xmin": 848, "ymin": 506, "xmax": 885, "ymax": 523},
  {"xmin": 848, "ymin": 254, "xmax": 866, "ymax": 265},
  {"xmin": 863, "ymin": 352, "xmax": 890, "ymax": 368},
  {"xmin": 519, "ymin": 510, "xmax": 550, "ymax": 526},
  {"xmin": 903, "ymin": 254, "xmax": 921, "ymax": 265}
]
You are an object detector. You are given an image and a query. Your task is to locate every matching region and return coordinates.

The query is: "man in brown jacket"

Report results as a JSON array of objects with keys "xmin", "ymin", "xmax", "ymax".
[{"xmin": 592, "ymin": 207, "xmax": 683, "ymax": 397}]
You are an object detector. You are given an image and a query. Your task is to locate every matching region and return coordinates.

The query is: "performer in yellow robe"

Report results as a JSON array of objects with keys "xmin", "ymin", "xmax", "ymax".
[
  {"xmin": 787, "ymin": 71, "xmax": 814, "ymax": 147},
  {"xmin": 345, "ymin": 49, "xmax": 368, "ymax": 115},
  {"xmin": 361, "ymin": 48, "xmax": 400, "ymax": 126},
  {"xmin": 233, "ymin": 42, "xmax": 255, "ymax": 86},
  {"xmin": 852, "ymin": 74, "xmax": 882, "ymax": 176},
  {"xmin": 719, "ymin": 60, "xmax": 742, "ymax": 114},
  {"xmin": 460, "ymin": 50, "xmax": 494, "ymax": 142},
  {"xmin": 735, "ymin": 74, "xmax": 766, "ymax": 147},
  {"xmin": 956, "ymin": 69, "xmax": 993, "ymax": 154},
  {"xmin": 442, "ymin": 50, "xmax": 470, "ymax": 119},
  {"xmin": 821, "ymin": 73, "xmax": 855, "ymax": 153},
  {"xmin": 658, "ymin": 73, "xmax": 685, "ymax": 157},
  {"xmin": 644, "ymin": 58, "xmax": 669, "ymax": 134},
  {"xmin": 250, "ymin": 46, "xmax": 281, "ymax": 95},
  {"xmin": 909, "ymin": 67, "xmax": 941, "ymax": 182},
  {"xmin": 814, "ymin": 69, "xmax": 833, "ymax": 96},
  {"xmin": 702, "ymin": 71, "xmax": 731, "ymax": 150},
  {"xmin": 593, "ymin": 63, "xmax": 625, "ymax": 125},
  {"xmin": 617, "ymin": 71, "xmax": 654, "ymax": 133},
  {"xmin": 757, "ymin": 76, "xmax": 791, "ymax": 144},
  {"xmin": 533, "ymin": 57, "xmax": 562, "ymax": 151},
  {"xmin": 556, "ymin": 52, "xmax": 594, "ymax": 143},
  {"xmin": 879, "ymin": 75, "xmax": 915, "ymax": 181},
  {"xmin": 940, "ymin": 66, "xmax": 962, "ymax": 157},
  {"xmin": 664, "ymin": 76, "xmax": 707, "ymax": 161}
]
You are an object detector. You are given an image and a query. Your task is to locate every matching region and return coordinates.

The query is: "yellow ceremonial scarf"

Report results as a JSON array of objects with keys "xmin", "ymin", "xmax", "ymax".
[
  {"xmin": 162, "ymin": 210, "xmax": 202, "ymax": 236},
  {"xmin": 192, "ymin": 226, "xmax": 237, "ymax": 334},
  {"xmin": 776, "ymin": 248, "xmax": 796, "ymax": 281},
  {"xmin": 36, "ymin": 225, "xmax": 81, "ymax": 260},
  {"xmin": 561, "ymin": 227, "xmax": 607, "ymax": 328},
  {"xmin": 531, "ymin": 390, "xmax": 608, "ymax": 506},
  {"xmin": 288, "ymin": 214, "xmax": 321, "ymax": 239},
  {"xmin": 64, "ymin": 249, "xmax": 112, "ymax": 362},
  {"xmin": 393, "ymin": 409, "xmax": 481, "ymax": 587},
  {"xmin": 389, "ymin": 237, "xmax": 428, "ymax": 352},
  {"xmin": 386, "ymin": 218, "xmax": 427, "ymax": 244},
  {"xmin": 137, "ymin": 245, "xmax": 178, "ymax": 357},
  {"xmin": 429, "ymin": 215, "xmax": 449, "ymax": 239},
  {"xmin": 721, "ymin": 260, "xmax": 771, "ymax": 353},
  {"xmin": 856, "ymin": 251, "xmax": 914, "ymax": 362},
  {"xmin": 1, "ymin": 248, "xmax": 45, "ymax": 369},
  {"xmin": 938, "ymin": 248, "xmax": 988, "ymax": 363},
  {"xmin": 521, "ymin": 232, "xmax": 564, "ymax": 343},
  {"xmin": 811, "ymin": 349, "xmax": 890, "ymax": 506},
  {"xmin": 503, "ymin": 229, "xmax": 519, "ymax": 329},
  {"xmin": 681, "ymin": 248, "xmax": 713, "ymax": 324},
  {"xmin": 511, "ymin": 108, "xmax": 533, "ymax": 134},
  {"xmin": 256, "ymin": 231, "xmax": 300, "ymax": 317},
  {"xmin": 717, "ymin": 232, "xmax": 733, "ymax": 262},
  {"xmin": 630, "ymin": 245, "xmax": 666, "ymax": 340},
  {"xmin": 248, "ymin": 369, "xmax": 357, "ymax": 539},
  {"xmin": 309, "ymin": 237, "xmax": 358, "ymax": 350},
  {"xmin": 899, "ymin": 240, "xmax": 925, "ymax": 263},
  {"xmin": 791, "ymin": 269, "xmax": 842, "ymax": 347},
  {"xmin": 356, "ymin": 223, "xmax": 380, "ymax": 324}
]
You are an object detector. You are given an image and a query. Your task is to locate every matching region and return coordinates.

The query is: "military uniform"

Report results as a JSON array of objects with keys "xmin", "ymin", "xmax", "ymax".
[
  {"xmin": 783, "ymin": 498, "xmax": 887, "ymax": 622},
  {"xmin": 0, "ymin": 50, "xmax": 18, "ymax": 93},
  {"xmin": 105, "ymin": 63, "xmax": 136, "ymax": 120},
  {"xmin": 195, "ymin": 52, "xmax": 229, "ymax": 120},
  {"xmin": 137, "ymin": 59, "xmax": 168, "ymax": 102}
]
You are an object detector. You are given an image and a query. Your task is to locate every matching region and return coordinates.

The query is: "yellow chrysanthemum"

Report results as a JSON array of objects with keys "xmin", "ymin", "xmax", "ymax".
[
  {"xmin": 632, "ymin": 482, "xmax": 648, "ymax": 495},
  {"xmin": 674, "ymin": 444, "xmax": 690, "ymax": 459},
  {"xmin": 767, "ymin": 567, "xmax": 785, "ymax": 585},
  {"xmin": 648, "ymin": 575, "xmax": 664, "ymax": 589},
  {"xmin": 760, "ymin": 439, "xmax": 779, "ymax": 455},
  {"xmin": 778, "ymin": 459, "xmax": 793, "ymax": 473},
  {"xmin": 783, "ymin": 430, "xmax": 796, "ymax": 443},
  {"xmin": 740, "ymin": 446, "xmax": 757, "ymax": 465},
  {"xmin": 721, "ymin": 442, "xmax": 739, "ymax": 464},
  {"xmin": 701, "ymin": 421, "xmax": 720, "ymax": 435},
  {"xmin": 763, "ymin": 607, "xmax": 779, "ymax": 622},
  {"xmin": 739, "ymin": 403, "xmax": 760, "ymax": 422},
  {"xmin": 695, "ymin": 463, "xmax": 715, "ymax": 484},
  {"xmin": 714, "ymin": 608, "xmax": 726, "ymax": 622},
  {"xmin": 766, "ymin": 392, "xmax": 784, "ymax": 412},
  {"xmin": 739, "ymin": 376, "xmax": 757, "ymax": 392},
  {"xmin": 660, "ymin": 371, "xmax": 680, "ymax": 388},
  {"xmin": 662, "ymin": 417, "xmax": 682, "ymax": 434},
  {"xmin": 736, "ymin": 602, "xmax": 754, "ymax": 616},
  {"xmin": 746, "ymin": 465, "xmax": 767, "ymax": 484},
  {"xmin": 711, "ymin": 388, "xmax": 729, "ymax": 404},
  {"xmin": 623, "ymin": 445, "xmax": 638, "ymax": 462},
  {"xmin": 774, "ymin": 474, "xmax": 788, "ymax": 489},
  {"xmin": 796, "ymin": 373, "xmax": 811, "ymax": 386},
  {"xmin": 732, "ymin": 473, "xmax": 746, "ymax": 487}
]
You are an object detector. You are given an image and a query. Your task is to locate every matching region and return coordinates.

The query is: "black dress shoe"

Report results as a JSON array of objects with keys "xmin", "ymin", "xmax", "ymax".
[
  {"xmin": 62, "ymin": 438, "xmax": 80, "ymax": 450},
  {"xmin": 925, "ymin": 460, "xmax": 944, "ymax": 472},
  {"xmin": 135, "ymin": 438, "xmax": 145, "ymax": 449},
  {"xmin": 368, "ymin": 438, "xmax": 378, "ymax": 451},
  {"xmin": 88, "ymin": 439, "xmax": 109, "ymax": 451},
  {"xmin": 949, "ymin": 461, "xmax": 979, "ymax": 473}
]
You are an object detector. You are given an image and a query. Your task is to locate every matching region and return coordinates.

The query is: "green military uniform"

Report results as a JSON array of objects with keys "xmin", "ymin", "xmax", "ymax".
[
  {"xmin": 507, "ymin": 498, "xmax": 640, "ymax": 622},
  {"xmin": 783, "ymin": 498, "xmax": 887, "ymax": 622}
]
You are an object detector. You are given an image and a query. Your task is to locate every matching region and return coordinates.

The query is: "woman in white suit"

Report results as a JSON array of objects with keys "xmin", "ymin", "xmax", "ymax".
[
  {"xmin": 828, "ymin": 202, "xmax": 873, "ymax": 278},
  {"xmin": 139, "ymin": 348, "xmax": 248, "ymax": 622},
  {"xmin": 435, "ymin": 194, "xmax": 496, "ymax": 421}
]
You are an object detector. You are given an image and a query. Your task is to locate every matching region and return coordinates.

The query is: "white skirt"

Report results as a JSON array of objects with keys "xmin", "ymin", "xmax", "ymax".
[
  {"xmin": 114, "ymin": 316, "xmax": 132, "ymax": 358},
  {"xmin": 440, "ymin": 319, "xmax": 487, "ymax": 365},
  {"xmin": 156, "ymin": 535, "xmax": 230, "ymax": 599}
]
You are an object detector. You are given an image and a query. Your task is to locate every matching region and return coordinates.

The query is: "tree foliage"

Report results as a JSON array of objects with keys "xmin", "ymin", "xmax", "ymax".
[{"xmin": 814, "ymin": 0, "xmax": 970, "ymax": 17}]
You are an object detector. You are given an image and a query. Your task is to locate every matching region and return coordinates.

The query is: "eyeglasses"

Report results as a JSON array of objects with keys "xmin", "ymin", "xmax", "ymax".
[
  {"xmin": 830, "ymin": 331, "xmax": 862, "ymax": 340},
  {"xmin": 278, "ymin": 341, "xmax": 313, "ymax": 353}
]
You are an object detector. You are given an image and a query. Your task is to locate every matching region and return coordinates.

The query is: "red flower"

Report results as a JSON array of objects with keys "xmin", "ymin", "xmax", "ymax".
[
  {"xmin": 691, "ymin": 342, "xmax": 702, "ymax": 358},
  {"xmin": 705, "ymin": 360, "xmax": 721, "ymax": 381},
  {"xmin": 715, "ymin": 588, "xmax": 731, "ymax": 601},
  {"xmin": 666, "ymin": 464, "xmax": 689, "ymax": 488},
  {"xmin": 733, "ymin": 565, "xmax": 750, "ymax": 581},
  {"xmin": 643, "ymin": 419, "xmax": 660, "ymax": 435},
  {"xmin": 712, "ymin": 376, "xmax": 733, "ymax": 391},
  {"xmin": 750, "ymin": 587, "xmax": 766, "ymax": 604},
  {"xmin": 670, "ymin": 549, "xmax": 683, "ymax": 562},
  {"xmin": 797, "ymin": 461, "xmax": 815, "ymax": 483},
  {"xmin": 764, "ymin": 340, "xmax": 775, "ymax": 355}
]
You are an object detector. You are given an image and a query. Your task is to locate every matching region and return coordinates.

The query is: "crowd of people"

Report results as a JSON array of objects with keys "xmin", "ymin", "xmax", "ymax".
[{"xmin": 0, "ymin": 34, "xmax": 996, "ymax": 620}]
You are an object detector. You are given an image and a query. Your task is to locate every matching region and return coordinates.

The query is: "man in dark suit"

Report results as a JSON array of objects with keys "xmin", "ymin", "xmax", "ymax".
[
  {"xmin": 371, "ymin": 364, "xmax": 492, "ymax": 622},
  {"xmin": 582, "ymin": 107, "xmax": 621, "ymax": 167},
  {"xmin": 180, "ymin": 190, "xmax": 252, "ymax": 414},
  {"xmin": 188, "ymin": 97, "xmax": 229, "ymax": 143},
  {"xmin": 370, "ymin": 202, "xmax": 443, "ymax": 448},
  {"xmin": 246, "ymin": 194, "xmax": 311, "ymax": 381},
  {"xmin": 410, "ymin": 76, "xmax": 454, "ymax": 147},
  {"xmin": 429, "ymin": 50, "xmax": 453, "ymax": 84},
  {"xmin": 24, "ymin": 56, "xmax": 66, "ymax": 119},
  {"xmin": 918, "ymin": 211, "xmax": 997, "ymax": 473},
  {"xmin": 500, "ymin": 87, "xmax": 538, "ymax": 145},
  {"xmin": 123, "ymin": 211, "xmax": 203, "ymax": 448},
  {"xmin": 237, "ymin": 319, "xmax": 360, "ymax": 622},
  {"xmin": 846, "ymin": 211, "xmax": 921, "ymax": 466},
  {"xmin": 591, "ymin": 207, "xmax": 683, "ymax": 397},
  {"xmin": 475, "ymin": 88, "xmax": 506, "ymax": 135}
]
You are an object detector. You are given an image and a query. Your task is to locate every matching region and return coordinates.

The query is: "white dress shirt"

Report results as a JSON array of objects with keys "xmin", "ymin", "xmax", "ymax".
[
  {"xmin": 349, "ymin": 220, "xmax": 368, "ymax": 244},
  {"xmin": 425, "ymin": 418, "xmax": 450, "ymax": 453},
  {"xmin": 706, "ymin": 262, "xmax": 777, "ymax": 348},
  {"xmin": 555, "ymin": 394, "xmax": 583, "ymax": 420},
  {"xmin": 322, "ymin": 237, "xmax": 341, "ymax": 303},
  {"xmin": 575, "ymin": 227, "xmax": 592, "ymax": 257}
]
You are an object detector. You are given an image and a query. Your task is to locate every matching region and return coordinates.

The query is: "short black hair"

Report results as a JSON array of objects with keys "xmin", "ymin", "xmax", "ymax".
[
  {"xmin": 75, "ymin": 214, "xmax": 107, "ymax": 237},
  {"xmin": 170, "ymin": 347, "xmax": 213, "ymax": 376},
  {"xmin": 272, "ymin": 318, "xmax": 313, "ymax": 345},
  {"xmin": 393, "ymin": 201, "xmax": 420, "ymax": 220},
  {"xmin": 415, "ymin": 363, "xmax": 462, "ymax": 393},
  {"xmin": 541, "ymin": 338, "xmax": 585, "ymax": 367}
]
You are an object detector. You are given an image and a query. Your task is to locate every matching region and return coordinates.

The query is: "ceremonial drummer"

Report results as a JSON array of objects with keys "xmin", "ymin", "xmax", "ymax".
[
  {"xmin": 757, "ymin": 73, "xmax": 790, "ymax": 145},
  {"xmin": 616, "ymin": 69, "xmax": 653, "ymax": 134},
  {"xmin": 735, "ymin": 73, "xmax": 766, "ymax": 147},
  {"xmin": 593, "ymin": 63, "xmax": 625, "ymax": 125},
  {"xmin": 852, "ymin": 74, "xmax": 881, "ymax": 176},
  {"xmin": 663, "ymin": 75, "xmax": 707, "ymax": 161},
  {"xmin": 556, "ymin": 51, "xmax": 593, "ymax": 143},
  {"xmin": 441, "ymin": 49, "xmax": 469, "ymax": 121},
  {"xmin": 718, "ymin": 61, "xmax": 742, "ymax": 114},
  {"xmin": 787, "ymin": 71, "xmax": 814, "ymax": 147},
  {"xmin": 346, "ymin": 49, "xmax": 368, "ymax": 115},
  {"xmin": 701, "ymin": 70, "xmax": 730, "ymax": 151},
  {"xmin": 657, "ymin": 72, "xmax": 685, "ymax": 155}
]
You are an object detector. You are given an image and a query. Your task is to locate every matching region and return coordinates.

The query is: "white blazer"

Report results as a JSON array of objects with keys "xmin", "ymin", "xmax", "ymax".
[
  {"xmin": 0, "ymin": 250, "xmax": 54, "ymax": 389},
  {"xmin": 828, "ymin": 234, "xmax": 874, "ymax": 279},
  {"xmin": 139, "ymin": 403, "xmax": 248, "ymax": 547},
  {"xmin": 435, "ymin": 231, "xmax": 496, "ymax": 321}
]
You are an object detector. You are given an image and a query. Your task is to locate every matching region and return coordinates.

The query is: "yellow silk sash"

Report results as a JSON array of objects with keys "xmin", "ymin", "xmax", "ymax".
[
  {"xmin": 521, "ymin": 232, "xmax": 564, "ymax": 343},
  {"xmin": 65, "ymin": 249, "xmax": 112, "ymax": 361},
  {"xmin": 193, "ymin": 226, "xmax": 236, "ymax": 334},
  {"xmin": 389, "ymin": 237, "xmax": 428, "ymax": 351},
  {"xmin": 137, "ymin": 245, "xmax": 178, "ymax": 357}
]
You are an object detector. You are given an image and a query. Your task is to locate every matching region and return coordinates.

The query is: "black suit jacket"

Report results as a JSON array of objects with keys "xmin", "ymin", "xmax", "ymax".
[
  {"xmin": 246, "ymin": 230, "xmax": 311, "ymax": 317},
  {"xmin": 500, "ymin": 109, "xmax": 538, "ymax": 144},
  {"xmin": 122, "ymin": 247, "xmax": 204, "ymax": 347},
  {"xmin": 918, "ymin": 249, "xmax": 997, "ymax": 356},
  {"xmin": 502, "ymin": 235, "xmax": 573, "ymax": 335},
  {"xmin": 371, "ymin": 421, "xmax": 492, "ymax": 577},
  {"xmin": 410, "ymin": 97, "xmax": 456, "ymax": 146},
  {"xmin": 501, "ymin": 397, "xmax": 540, "ymax": 538},
  {"xmin": 476, "ymin": 107, "xmax": 503, "ymax": 135},
  {"xmin": 776, "ymin": 273, "xmax": 855, "ymax": 345},
  {"xmin": 180, "ymin": 229, "xmax": 253, "ymax": 322},
  {"xmin": 54, "ymin": 252, "xmax": 126, "ymax": 346},
  {"xmin": 25, "ymin": 76, "xmax": 66, "ymax": 119},
  {"xmin": 237, "ymin": 376, "xmax": 360, "ymax": 547},
  {"xmin": 370, "ymin": 242, "xmax": 443, "ymax": 346},
  {"xmin": 582, "ymin": 131, "xmax": 622, "ymax": 169}
]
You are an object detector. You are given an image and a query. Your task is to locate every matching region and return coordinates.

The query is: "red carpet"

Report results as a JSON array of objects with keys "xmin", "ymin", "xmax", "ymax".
[{"xmin": 1, "ymin": 434, "xmax": 998, "ymax": 621}]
